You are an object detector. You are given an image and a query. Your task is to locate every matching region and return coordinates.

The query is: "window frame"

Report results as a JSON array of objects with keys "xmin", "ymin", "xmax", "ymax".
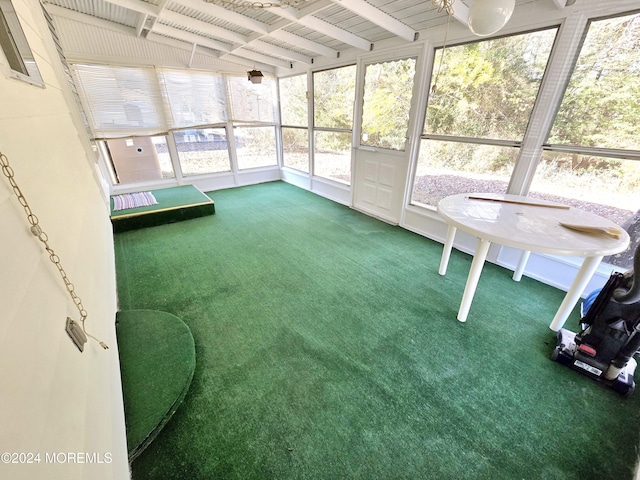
[
  {"xmin": 0, "ymin": 0, "xmax": 43, "ymax": 86},
  {"xmin": 359, "ymin": 55, "xmax": 418, "ymax": 152},
  {"xmin": 542, "ymin": 12, "xmax": 640, "ymax": 162},
  {"xmin": 278, "ymin": 73, "xmax": 310, "ymax": 173},
  {"xmin": 410, "ymin": 25, "xmax": 562, "ymax": 210},
  {"xmin": 311, "ymin": 63, "xmax": 357, "ymax": 184}
]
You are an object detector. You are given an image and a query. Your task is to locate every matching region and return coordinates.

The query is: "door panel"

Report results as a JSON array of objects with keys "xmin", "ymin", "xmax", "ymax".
[{"xmin": 353, "ymin": 148, "xmax": 409, "ymax": 223}]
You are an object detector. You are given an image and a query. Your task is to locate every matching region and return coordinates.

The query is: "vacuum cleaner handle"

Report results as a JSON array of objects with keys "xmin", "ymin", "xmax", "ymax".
[{"xmin": 613, "ymin": 242, "xmax": 640, "ymax": 305}]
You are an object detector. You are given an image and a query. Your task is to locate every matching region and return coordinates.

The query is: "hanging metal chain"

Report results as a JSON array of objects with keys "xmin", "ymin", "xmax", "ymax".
[
  {"xmin": 432, "ymin": 0, "xmax": 455, "ymax": 16},
  {"xmin": 1, "ymin": 151, "xmax": 107, "ymax": 349}
]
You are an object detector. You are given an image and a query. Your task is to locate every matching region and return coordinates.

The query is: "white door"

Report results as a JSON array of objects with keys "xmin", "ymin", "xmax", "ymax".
[{"xmin": 351, "ymin": 52, "xmax": 420, "ymax": 224}]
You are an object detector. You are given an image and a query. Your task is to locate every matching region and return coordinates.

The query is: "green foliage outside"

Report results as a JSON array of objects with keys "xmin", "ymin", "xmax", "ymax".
[
  {"xmin": 421, "ymin": 15, "xmax": 640, "ymax": 189},
  {"xmin": 280, "ymin": 74, "xmax": 308, "ymax": 127},
  {"xmin": 276, "ymin": 14, "xmax": 639, "ymax": 214},
  {"xmin": 550, "ymin": 15, "xmax": 640, "ymax": 151},
  {"xmin": 543, "ymin": 14, "xmax": 640, "ymax": 193},
  {"xmin": 313, "ymin": 65, "xmax": 356, "ymax": 152},
  {"xmin": 280, "ymin": 75, "xmax": 310, "ymax": 168},
  {"xmin": 424, "ymin": 28, "xmax": 556, "ymax": 174},
  {"xmin": 361, "ymin": 58, "xmax": 416, "ymax": 150}
]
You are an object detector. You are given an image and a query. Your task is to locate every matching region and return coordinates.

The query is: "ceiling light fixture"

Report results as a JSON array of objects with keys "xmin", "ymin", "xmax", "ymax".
[
  {"xmin": 248, "ymin": 69, "xmax": 264, "ymax": 84},
  {"xmin": 467, "ymin": 0, "xmax": 515, "ymax": 37}
]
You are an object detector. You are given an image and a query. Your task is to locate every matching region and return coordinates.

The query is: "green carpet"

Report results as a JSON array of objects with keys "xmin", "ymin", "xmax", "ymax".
[
  {"xmin": 114, "ymin": 181, "xmax": 640, "ymax": 480},
  {"xmin": 116, "ymin": 310, "xmax": 196, "ymax": 461}
]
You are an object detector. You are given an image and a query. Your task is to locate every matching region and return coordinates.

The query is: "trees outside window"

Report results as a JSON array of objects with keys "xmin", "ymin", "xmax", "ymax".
[
  {"xmin": 411, "ymin": 28, "xmax": 558, "ymax": 207},
  {"xmin": 280, "ymin": 74, "xmax": 309, "ymax": 173},
  {"xmin": 313, "ymin": 65, "xmax": 356, "ymax": 184},
  {"xmin": 360, "ymin": 58, "xmax": 417, "ymax": 151},
  {"xmin": 531, "ymin": 12, "xmax": 640, "ymax": 268}
]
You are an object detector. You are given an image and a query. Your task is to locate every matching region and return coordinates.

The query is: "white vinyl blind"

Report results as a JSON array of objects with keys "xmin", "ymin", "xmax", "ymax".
[
  {"xmin": 72, "ymin": 64, "xmax": 278, "ymax": 138},
  {"xmin": 158, "ymin": 68, "xmax": 227, "ymax": 128},
  {"xmin": 72, "ymin": 64, "xmax": 166, "ymax": 138}
]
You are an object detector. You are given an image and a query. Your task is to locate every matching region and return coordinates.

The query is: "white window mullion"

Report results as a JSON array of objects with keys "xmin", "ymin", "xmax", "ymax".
[
  {"xmin": 507, "ymin": 13, "xmax": 589, "ymax": 196},
  {"xmin": 165, "ymin": 131, "xmax": 185, "ymax": 184},
  {"xmin": 222, "ymin": 73, "xmax": 239, "ymax": 177}
]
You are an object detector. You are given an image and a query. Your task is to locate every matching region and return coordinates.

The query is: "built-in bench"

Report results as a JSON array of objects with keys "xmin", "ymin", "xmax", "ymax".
[{"xmin": 110, "ymin": 185, "xmax": 215, "ymax": 233}]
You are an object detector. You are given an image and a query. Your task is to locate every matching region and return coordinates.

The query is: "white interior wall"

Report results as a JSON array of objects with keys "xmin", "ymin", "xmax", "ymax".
[{"xmin": 0, "ymin": 0, "xmax": 129, "ymax": 478}]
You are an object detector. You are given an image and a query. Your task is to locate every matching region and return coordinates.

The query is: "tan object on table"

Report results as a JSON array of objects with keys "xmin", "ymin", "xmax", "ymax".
[{"xmin": 559, "ymin": 222, "xmax": 623, "ymax": 239}]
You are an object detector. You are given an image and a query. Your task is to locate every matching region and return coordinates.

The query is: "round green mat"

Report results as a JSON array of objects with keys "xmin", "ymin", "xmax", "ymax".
[{"xmin": 116, "ymin": 310, "xmax": 196, "ymax": 462}]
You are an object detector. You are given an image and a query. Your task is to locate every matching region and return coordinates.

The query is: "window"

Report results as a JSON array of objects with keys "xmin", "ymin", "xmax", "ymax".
[
  {"xmin": 360, "ymin": 57, "xmax": 416, "ymax": 151},
  {"xmin": 235, "ymin": 126, "xmax": 278, "ymax": 170},
  {"xmin": 547, "ymin": 14, "xmax": 639, "ymax": 151},
  {"xmin": 413, "ymin": 141, "xmax": 519, "ymax": 206},
  {"xmin": 313, "ymin": 65, "xmax": 356, "ymax": 184},
  {"xmin": 73, "ymin": 64, "xmax": 164, "ymax": 137},
  {"xmin": 72, "ymin": 65, "xmax": 282, "ymax": 181},
  {"xmin": 103, "ymin": 136, "xmax": 174, "ymax": 184},
  {"xmin": 411, "ymin": 28, "xmax": 558, "ymax": 207},
  {"xmin": 280, "ymin": 74, "xmax": 307, "ymax": 127},
  {"xmin": 227, "ymin": 74, "xmax": 276, "ymax": 123},
  {"xmin": 532, "ymin": 12, "xmax": 640, "ymax": 269},
  {"xmin": 313, "ymin": 130, "xmax": 352, "ymax": 183},
  {"xmin": 159, "ymin": 68, "xmax": 226, "ymax": 127},
  {"xmin": 0, "ymin": 0, "xmax": 43, "ymax": 85},
  {"xmin": 282, "ymin": 127, "xmax": 309, "ymax": 173},
  {"xmin": 280, "ymin": 74, "xmax": 309, "ymax": 173},
  {"xmin": 173, "ymin": 127, "xmax": 231, "ymax": 176},
  {"xmin": 226, "ymin": 74, "xmax": 278, "ymax": 170}
]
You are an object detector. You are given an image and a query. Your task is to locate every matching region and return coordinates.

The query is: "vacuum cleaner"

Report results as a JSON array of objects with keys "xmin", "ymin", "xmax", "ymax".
[{"xmin": 552, "ymin": 242, "xmax": 640, "ymax": 396}]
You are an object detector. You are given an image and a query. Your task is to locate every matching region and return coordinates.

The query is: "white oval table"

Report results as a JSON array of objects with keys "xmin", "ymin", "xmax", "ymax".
[{"xmin": 437, "ymin": 193, "xmax": 630, "ymax": 330}]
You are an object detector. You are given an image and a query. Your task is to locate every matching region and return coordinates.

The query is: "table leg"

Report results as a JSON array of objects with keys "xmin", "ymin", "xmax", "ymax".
[
  {"xmin": 549, "ymin": 255, "xmax": 603, "ymax": 332},
  {"xmin": 458, "ymin": 238, "xmax": 492, "ymax": 323},
  {"xmin": 439, "ymin": 225, "xmax": 457, "ymax": 276},
  {"xmin": 512, "ymin": 250, "xmax": 531, "ymax": 282}
]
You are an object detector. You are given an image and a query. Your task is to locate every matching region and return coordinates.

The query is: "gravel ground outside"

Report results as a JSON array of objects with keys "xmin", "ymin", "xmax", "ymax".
[{"xmin": 412, "ymin": 171, "xmax": 633, "ymax": 225}]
